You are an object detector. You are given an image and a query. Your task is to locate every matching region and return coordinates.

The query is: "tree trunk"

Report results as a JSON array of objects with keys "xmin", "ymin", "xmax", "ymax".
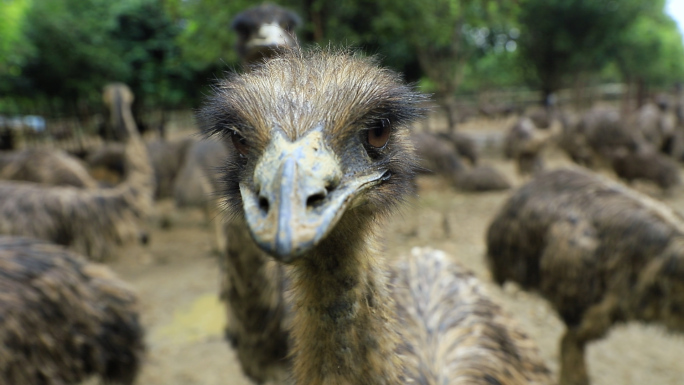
[
  {"xmin": 303, "ymin": 0, "xmax": 325, "ymax": 42},
  {"xmin": 636, "ymin": 78, "xmax": 648, "ymax": 109},
  {"xmin": 621, "ymin": 80, "xmax": 633, "ymax": 115},
  {"xmin": 440, "ymin": 95, "xmax": 458, "ymax": 133},
  {"xmin": 158, "ymin": 109, "xmax": 167, "ymax": 140}
]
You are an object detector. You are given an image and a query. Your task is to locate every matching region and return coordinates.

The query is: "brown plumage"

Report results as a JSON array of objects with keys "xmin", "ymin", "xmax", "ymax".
[
  {"xmin": 630, "ymin": 102, "xmax": 677, "ymax": 153},
  {"xmin": 0, "ymin": 236, "xmax": 144, "ymax": 384},
  {"xmin": 0, "ymin": 84, "xmax": 154, "ymax": 261},
  {"xmin": 173, "ymin": 139, "xmax": 228, "ymax": 209},
  {"xmin": 412, "ymin": 131, "xmax": 467, "ymax": 177},
  {"xmin": 610, "ymin": 147, "xmax": 681, "ymax": 190},
  {"xmin": 437, "ymin": 131, "xmax": 479, "ymax": 165},
  {"xmin": 206, "ymin": 5, "xmax": 304, "ymax": 381},
  {"xmin": 87, "ymin": 138, "xmax": 195, "ymax": 195},
  {"xmin": 201, "ymin": 47, "xmax": 551, "ymax": 385},
  {"xmin": 173, "ymin": 139, "xmax": 230, "ymax": 253},
  {"xmin": 0, "ymin": 148, "xmax": 98, "ymax": 188},
  {"xmin": 412, "ymin": 132, "xmax": 511, "ymax": 191},
  {"xmin": 86, "ymin": 142, "xmax": 127, "ymax": 186},
  {"xmin": 526, "ymin": 107, "xmax": 553, "ymax": 129},
  {"xmin": 101, "ymin": 83, "xmax": 139, "ymax": 142},
  {"xmin": 456, "ymin": 165, "xmax": 512, "ymax": 191},
  {"xmin": 147, "ymin": 138, "xmax": 196, "ymax": 199},
  {"xmin": 504, "ymin": 117, "xmax": 552, "ymax": 175},
  {"xmin": 559, "ymin": 107, "xmax": 681, "ymax": 190},
  {"xmin": 486, "ymin": 167, "xmax": 684, "ymax": 385},
  {"xmin": 395, "ymin": 248, "xmax": 551, "ymax": 384},
  {"xmin": 231, "ymin": 3, "xmax": 301, "ymax": 67},
  {"xmin": 220, "ymin": 218, "xmax": 291, "ymax": 383},
  {"xmin": 558, "ymin": 107, "xmax": 638, "ymax": 168}
]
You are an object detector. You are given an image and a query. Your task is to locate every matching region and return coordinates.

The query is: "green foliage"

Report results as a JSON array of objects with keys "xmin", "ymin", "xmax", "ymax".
[
  {"xmin": 613, "ymin": 5, "xmax": 684, "ymax": 87},
  {"xmin": 1, "ymin": 0, "xmax": 683, "ymax": 117},
  {"xmin": 168, "ymin": 0, "xmax": 256, "ymax": 72},
  {"xmin": 17, "ymin": 0, "xmax": 127, "ymax": 108},
  {"xmin": 113, "ymin": 0, "xmax": 190, "ymax": 108},
  {"xmin": 0, "ymin": 0, "xmax": 33, "ymax": 79},
  {"xmin": 517, "ymin": 0, "xmax": 645, "ymax": 97},
  {"xmin": 460, "ymin": 47, "xmax": 524, "ymax": 94}
]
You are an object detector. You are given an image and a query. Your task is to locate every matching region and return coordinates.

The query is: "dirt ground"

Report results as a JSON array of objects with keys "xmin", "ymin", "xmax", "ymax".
[{"xmin": 105, "ymin": 118, "xmax": 684, "ymax": 385}]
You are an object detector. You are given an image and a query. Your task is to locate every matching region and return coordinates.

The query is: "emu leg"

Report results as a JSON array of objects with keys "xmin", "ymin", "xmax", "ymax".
[
  {"xmin": 559, "ymin": 329, "xmax": 588, "ymax": 385},
  {"xmin": 560, "ymin": 295, "xmax": 618, "ymax": 385}
]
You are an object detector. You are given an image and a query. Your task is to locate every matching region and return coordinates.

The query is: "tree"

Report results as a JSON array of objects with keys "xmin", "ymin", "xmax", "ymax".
[
  {"xmin": 17, "ymin": 0, "xmax": 128, "ymax": 116},
  {"xmin": 373, "ymin": 0, "xmax": 518, "ymax": 131},
  {"xmin": 111, "ymin": 0, "xmax": 190, "ymax": 134},
  {"xmin": 0, "ymin": 0, "xmax": 33, "ymax": 82},
  {"xmin": 517, "ymin": 0, "xmax": 643, "ymax": 106},
  {"xmin": 612, "ymin": 1, "xmax": 684, "ymax": 107},
  {"xmin": 168, "ymin": 0, "xmax": 255, "ymax": 72}
]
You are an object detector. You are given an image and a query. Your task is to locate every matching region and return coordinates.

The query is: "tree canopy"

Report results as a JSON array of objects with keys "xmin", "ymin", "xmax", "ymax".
[{"xmin": 1, "ymin": 0, "xmax": 683, "ymax": 118}]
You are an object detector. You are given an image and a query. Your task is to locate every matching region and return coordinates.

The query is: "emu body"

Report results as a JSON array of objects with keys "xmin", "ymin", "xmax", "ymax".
[
  {"xmin": 0, "ymin": 236, "xmax": 144, "ymax": 384},
  {"xmin": 559, "ymin": 107, "xmax": 681, "ymax": 190},
  {"xmin": 0, "ymin": 84, "xmax": 153, "ymax": 261},
  {"xmin": 202, "ymin": 48, "xmax": 551, "ymax": 385},
  {"xmin": 210, "ymin": 5, "xmax": 303, "ymax": 381},
  {"xmin": 412, "ymin": 132, "xmax": 510, "ymax": 191},
  {"xmin": 487, "ymin": 167, "xmax": 684, "ymax": 385},
  {"xmin": 0, "ymin": 148, "xmax": 98, "ymax": 188}
]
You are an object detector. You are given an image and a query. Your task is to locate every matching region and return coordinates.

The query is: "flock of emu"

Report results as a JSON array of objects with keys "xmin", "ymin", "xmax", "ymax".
[{"xmin": 0, "ymin": 3, "xmax": 683, "ymax": 385}]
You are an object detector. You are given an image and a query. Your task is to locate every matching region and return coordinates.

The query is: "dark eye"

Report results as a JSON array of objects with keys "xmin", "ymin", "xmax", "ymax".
[
  {"xmin": 230, "ymin": 131, "xmax": 249, "ymax": 156},
  {"xmin": 366, "ymin": 119, "xmax": 391, "ymax": 148}
]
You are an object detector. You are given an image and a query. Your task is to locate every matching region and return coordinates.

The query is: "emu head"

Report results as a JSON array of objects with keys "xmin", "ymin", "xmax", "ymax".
[
  {"xmin": 201, "ymin": 48, "xmax": 425, "ymax": 262},
  {"xmin": 102, "ymin": 83, "xmax": 137, "ymax": 141},
  {"xmin": 231, "ymin": 3, "xmax": 301, "ymax": 66}
]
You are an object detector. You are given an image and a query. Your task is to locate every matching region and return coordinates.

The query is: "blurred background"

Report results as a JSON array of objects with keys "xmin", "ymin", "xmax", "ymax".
[
  {"xmin": 1, "ymin": 0, "xmax": 683, "ymax": 142},
  {"xmin": 3, "ymin": 2, "xmax": 684, "ymax": 385}
]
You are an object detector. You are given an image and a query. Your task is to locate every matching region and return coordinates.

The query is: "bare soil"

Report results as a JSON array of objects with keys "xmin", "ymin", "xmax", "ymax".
[{"xmin": 107, "ymin": 119, "xmax": 684, "ymax": 385}]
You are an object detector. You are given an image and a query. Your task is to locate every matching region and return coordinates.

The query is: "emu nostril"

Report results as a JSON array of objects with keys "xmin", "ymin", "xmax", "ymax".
[
  {"xmin": 258, "ymin": 196, "xmax": 270, "ymax": 213},
  {"xmin": 306, "ymin": 191, "xmax": 327, "ymax": 208}
]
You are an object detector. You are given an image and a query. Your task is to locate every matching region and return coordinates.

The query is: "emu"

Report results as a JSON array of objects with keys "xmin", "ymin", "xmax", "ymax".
[
  {"xmin": 173, "ymin": 139, "xmax": 229, "ymax": 252},
  {"xmin": 0, "ymin": 236, "xmax": 144, "ymax": 384},
  {"xmin": 202, "ymin": 47, "xmax": 551, "ymax": 384},
  {"xmin": 412, "ymin": 132, "xmax": 511, "ymax": 191},
  {"xmin": 487, "ymin": 167, "xmax": 684, "ymax": 385},
  {"xmin": 558, "ymin": 108, "xmax": 680, "ymax": 190},
  {"xmin": 0, "ymin": 83, "xmax": 153, "ymax": 261},
  {"xmin": 206, "ymin": 4, "xmax": 305, "ymax": 381},
  {"xmin": 231, "ymin": 3, "xmax": 301, "ymax": 67},
  {"xmin": 0, "ymin": 147, "xmax": 99, "ymax": 188},
  {"xmin": 504, "ymin": 117, "xmax": 552, "ymax": 175}
]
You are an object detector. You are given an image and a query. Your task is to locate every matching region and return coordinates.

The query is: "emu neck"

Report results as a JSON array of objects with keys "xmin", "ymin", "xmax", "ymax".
[
  {"xmin": 104, "ymin": 137, "xmax": 153, "ymax": 217},
  {"xmin": 288, "ymin": 222, "xmax": 403, "ymax": 385}
]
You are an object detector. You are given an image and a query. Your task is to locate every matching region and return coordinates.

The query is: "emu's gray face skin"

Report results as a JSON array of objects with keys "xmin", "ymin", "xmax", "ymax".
[{"xmin": 240, "ymin": 126, "xmax": 388, "ymax": 262}]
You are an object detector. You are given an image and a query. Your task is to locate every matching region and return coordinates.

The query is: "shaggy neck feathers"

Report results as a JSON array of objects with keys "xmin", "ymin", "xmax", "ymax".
[{"xmin": 288, "ymin": 217, "xmax": 403, "ymax": 385}]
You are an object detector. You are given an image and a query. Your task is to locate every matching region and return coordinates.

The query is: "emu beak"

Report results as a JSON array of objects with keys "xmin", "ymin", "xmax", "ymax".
[{"xmin": 241, "ymin": 127, "xmax": 384, "ymax": 262}]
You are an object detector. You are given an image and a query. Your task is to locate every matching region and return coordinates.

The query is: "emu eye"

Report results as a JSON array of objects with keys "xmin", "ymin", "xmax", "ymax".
[
  {"xmin": 230, "ymin": 131, "xmax": 249, "ymax": 156},
  {"xmin": 366, "ymin": 119, "xmax": 391, "ymax": 148}
]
